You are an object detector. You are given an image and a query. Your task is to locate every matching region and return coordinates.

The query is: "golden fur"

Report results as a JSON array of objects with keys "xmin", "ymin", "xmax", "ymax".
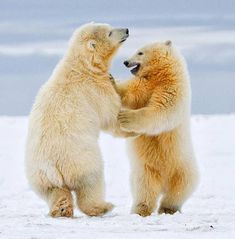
[
  {"xmin": 116, "ymin": 41, "xmax": 198, "ymax": 216},
  {"xmin": 25, "ymin": 23, "xmax": 129, "ymax": 217}
]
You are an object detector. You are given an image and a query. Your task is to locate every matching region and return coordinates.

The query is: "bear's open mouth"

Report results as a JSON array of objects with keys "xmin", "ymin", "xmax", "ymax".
[
  {"xmin": 119, "ymin": 38, "xmax": 127, "ymax": 43},
  {"xmin": 119, "ymin": 36, "xmax": 129, "ymax": 43},
  {"xmin": 130, "ymin": 63, "xmax": 140, "ymax": 75},
  {"xmin": 119, "ymin": 33, "xmax": 129, "ymax": 43}
]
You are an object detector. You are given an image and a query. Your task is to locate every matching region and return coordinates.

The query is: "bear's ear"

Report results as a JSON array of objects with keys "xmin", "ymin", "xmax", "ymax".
[
  {"xmin": 87, "ymin": 40, "xmax": 96, "ymax": 51},
  {"xmin": 165, "ymin": 40, "xmax": 172, "ymax": 57},
  {"xmin": 165, "ymin": 40, "xmax": 172, "ymax": 47}
]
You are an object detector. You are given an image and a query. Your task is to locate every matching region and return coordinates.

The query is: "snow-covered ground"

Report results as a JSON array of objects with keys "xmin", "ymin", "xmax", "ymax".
[{"xmin": 0, "ymin": 115, "xmax": 234, "ymax": 238}]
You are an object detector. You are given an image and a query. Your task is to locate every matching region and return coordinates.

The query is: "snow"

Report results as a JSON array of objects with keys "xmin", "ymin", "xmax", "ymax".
[{"xmin": 0, "ymin": 115, "xmax": 235, "ymax": 238}]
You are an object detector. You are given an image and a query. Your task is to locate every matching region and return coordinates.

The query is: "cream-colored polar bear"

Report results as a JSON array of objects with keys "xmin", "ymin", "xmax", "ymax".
[
  {"xmin": 25, "ymin": 23, "xmax": 129, "ymax": 217},
  {"xmin": 116, "ymin": 41, "xmax": 198, "ymax": 216}
]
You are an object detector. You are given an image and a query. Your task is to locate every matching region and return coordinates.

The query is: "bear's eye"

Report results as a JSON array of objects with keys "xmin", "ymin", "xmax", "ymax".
[
  {"xmin": 138, "ymin": 52, "xmax": 144, "ymax": 55},
  {"xmin": 108, "ymin": 31, "xmax": 112, "ymax": 37}
]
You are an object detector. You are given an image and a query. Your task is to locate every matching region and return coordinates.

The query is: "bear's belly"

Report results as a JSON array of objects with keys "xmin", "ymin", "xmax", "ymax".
[{"xmin": 128, "ymin": 130, "xmax": 180, "ymax": 174}]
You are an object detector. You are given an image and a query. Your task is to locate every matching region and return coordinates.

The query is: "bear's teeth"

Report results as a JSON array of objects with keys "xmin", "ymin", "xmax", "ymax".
[{"xmin": 130, "ymin": 64, "xmax": 140, "ymax": 75}]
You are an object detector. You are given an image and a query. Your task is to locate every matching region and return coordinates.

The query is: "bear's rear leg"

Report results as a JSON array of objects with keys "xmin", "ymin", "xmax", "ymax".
[
  {"xmin": 131, "ymin": 166, "xmax": 161, "ymax": 217},
  {"xmin": 47, "ymin": 188, "xmax": 73, "ymax": 218},
  {"xmin": 158, "ymin": 168, "xmax": 195, "ymax": 215},
  {"xmin": 76, "ymin": 175, "xmax": 114, "ymax": 216}
]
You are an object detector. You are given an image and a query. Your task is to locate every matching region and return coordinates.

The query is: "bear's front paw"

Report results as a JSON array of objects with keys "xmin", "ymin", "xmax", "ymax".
[{"xmin": 118, "ymin": 110, "xmax": 139, "ymax": 132}]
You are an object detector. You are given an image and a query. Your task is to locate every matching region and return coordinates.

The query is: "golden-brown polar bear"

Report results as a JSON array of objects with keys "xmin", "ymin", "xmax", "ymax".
[
  {"xmin": 116, "ymin": 41, "xmax": 198, "ymax": 216},
  {"xmin": 25, "ymin": 22, "xmax": 129, "ymax": 217}
]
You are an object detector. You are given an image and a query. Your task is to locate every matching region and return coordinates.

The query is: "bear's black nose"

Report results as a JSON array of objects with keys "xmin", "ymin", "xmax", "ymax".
[
  {"xmin": 126, "ymin": 28, "xmax": 129, "ymax": 35},
  {"xmin": 123, "ymin": 60, "xmax": 129, "ymax": 67}
]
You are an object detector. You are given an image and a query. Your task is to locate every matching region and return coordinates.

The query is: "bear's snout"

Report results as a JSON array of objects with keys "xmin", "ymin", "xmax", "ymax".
[{"xmin": 119, "ymin": 28, "xmax": 129, "ymax": 35}]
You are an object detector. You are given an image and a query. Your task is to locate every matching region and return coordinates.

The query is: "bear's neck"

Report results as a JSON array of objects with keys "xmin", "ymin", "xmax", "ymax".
[
  {"xmin": 64, "ymin": 53, "xmax": 110, "ymax": 79},
  {"xmin": 142, "ymin": 62, "xmax": 183, "ymax": 84}
]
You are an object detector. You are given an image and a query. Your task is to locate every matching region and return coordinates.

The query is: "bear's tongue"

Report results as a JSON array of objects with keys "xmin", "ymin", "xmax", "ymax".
[{"xmin": 130, "ymin": 64, "xmax": 140, "ymax": 75}]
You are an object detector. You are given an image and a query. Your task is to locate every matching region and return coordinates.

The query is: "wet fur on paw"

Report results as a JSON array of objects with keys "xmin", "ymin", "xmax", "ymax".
[
  {"xmin": 158, "ymin": 206, "xmax": 180, "ymax": 215},
  {"xmin": 50, "ymin": 197, "xmax": 73, "ymax": 218},
  {"xmin": 83, "ymin": 202, "xmax": 114, "ymax": 216},
  {"xmin": 133, "ymin": 203, "xmax": 153, "ymax": 217}
]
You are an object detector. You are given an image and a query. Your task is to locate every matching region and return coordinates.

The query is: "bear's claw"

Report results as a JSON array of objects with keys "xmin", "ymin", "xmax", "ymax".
[
  {"xmin": 50, "ymin": 197, "xmax": 73, "ymax": 218},
  {"xmin": 84, "ymin": 202, "xmax": 114, "ymax": 216},
  {"xmin": 133, "ymin": 203, "xmax": 153, "ymax": 217}
]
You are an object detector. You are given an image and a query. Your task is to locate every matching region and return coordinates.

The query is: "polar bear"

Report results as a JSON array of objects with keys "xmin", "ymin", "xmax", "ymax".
[
  {"xmin": 25, "ymin": 22, "xmax": 129, "ymax": 217},
  {"xmin": 116, "ymin": 41, "xmax": 198, "ymax": 216}
]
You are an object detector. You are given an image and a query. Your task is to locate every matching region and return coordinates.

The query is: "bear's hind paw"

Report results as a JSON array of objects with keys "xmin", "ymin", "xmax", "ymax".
[
  {"xmin": 50, "ymin": 197, "xmax": 73, "ymax": 218},
  {"xmin": 84, "ymin": 202, "xmax": 114, "ymax": 216},
  {"xmin": 133, "ymin": 203, "xmax": 153, "ymax": 217}
]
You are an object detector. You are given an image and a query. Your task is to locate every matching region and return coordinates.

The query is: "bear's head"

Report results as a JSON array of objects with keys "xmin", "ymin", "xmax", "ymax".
[
  {"xmin": 68, "ymin": 22, "xmax": 129, "ymax": 72},
  {"xmin": 124, "ymin": 40, "xmax": 178, "ymax": 78}
]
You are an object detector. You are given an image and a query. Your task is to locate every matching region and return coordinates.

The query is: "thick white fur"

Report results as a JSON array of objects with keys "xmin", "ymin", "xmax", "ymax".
[
  {"xmin": 25, "ymin": 23, "xmax": 127, "ymax": 217},
  {"xmin": 117, "ymin": 42, "xmax": 198, "ymax": 216}
]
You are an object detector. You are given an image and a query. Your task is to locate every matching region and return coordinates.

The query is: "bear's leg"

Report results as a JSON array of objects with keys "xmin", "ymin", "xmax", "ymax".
[
  {"xmin": 76, "ymin": 175, "xmax": 114, "ymax": 216},
  {"xmin": 158, "ymin": 168, "xmax": 194, "ymax": 214},
  {"xmin": 131, "ymin": 166, "xmax": 161, "ymax": 217},
  {"xmin": 47, "ymin": 187, "xmax": 74, "ymax": 218}
]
